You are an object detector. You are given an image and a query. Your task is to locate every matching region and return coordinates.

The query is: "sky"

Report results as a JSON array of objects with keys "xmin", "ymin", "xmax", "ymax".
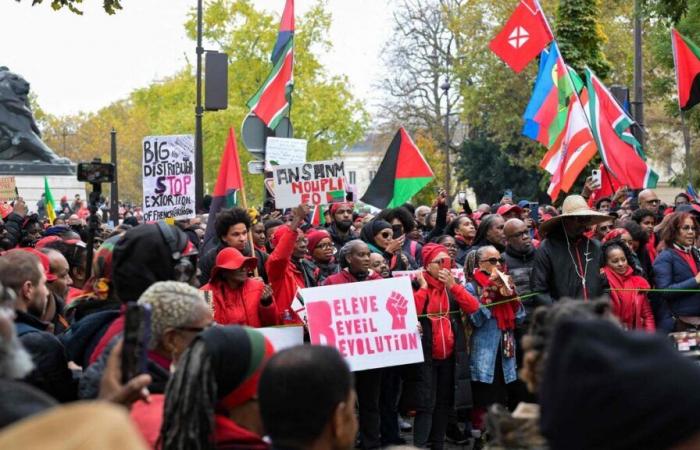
[{"xmin": 0, "ymin": 0, "xmax": 395, "ymax": 117}]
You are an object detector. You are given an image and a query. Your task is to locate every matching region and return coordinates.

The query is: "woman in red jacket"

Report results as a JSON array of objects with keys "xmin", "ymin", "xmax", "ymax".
[
  {"xmin": 601, "ymin": 240, "xmax": 655, "ymax": 332},
  {"xmin": 201, "ymin": 247, "xmax": 278, "ymax": 327},
  {"xmin": 410, "ymin": 243, "xmax": 480, "ymax": 450}
]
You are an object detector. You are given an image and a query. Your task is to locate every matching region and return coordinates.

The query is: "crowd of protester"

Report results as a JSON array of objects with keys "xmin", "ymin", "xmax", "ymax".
[{"xmin": 1, "ymin": 177, "xmax": 700, "ymax": 450}]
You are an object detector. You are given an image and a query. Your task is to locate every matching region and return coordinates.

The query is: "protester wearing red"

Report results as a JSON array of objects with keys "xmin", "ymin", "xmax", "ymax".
[
  {"xmin": 408, "ymin": 243, "xmax": 480, "ymax": 450},
  {"xmin": 265, "ymin": 205, "xmax": 314, "ymax": 324},
  {"xmin": 601, "ymin": 241, "xmax": 655, "ymax": 332},
  {"xmin": 201, "ymin": 247, "xmax": 278, "ymax": 327}
]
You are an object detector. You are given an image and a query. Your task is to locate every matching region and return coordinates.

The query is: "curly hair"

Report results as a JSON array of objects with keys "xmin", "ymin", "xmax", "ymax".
[
  {"xmin": 520, "ymin": 300, "xmax": 612, "ymax": 394},
  {"xmin": 630, "ymin": 208, "xmax": 655, "ymax": 225},
  {"xmin": 623, "ymin": 220, "xmax": 648, "ymax": 246},
  {"xmin": 660, "ymin": 211, "xmax": 696, "ymax": 247},
  {"xmin": 214, "ymin": 207, "xmax": 251, "ymax": 240},
  {"xmin": 137, "ymin": 281, "xmax": 207, "ymax": 349},
  {"xmin": 375, "ymin": 207, "xmax": 416, "ymax": 233}
]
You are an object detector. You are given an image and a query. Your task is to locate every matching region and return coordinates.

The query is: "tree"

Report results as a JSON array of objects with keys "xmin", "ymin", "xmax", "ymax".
[
  {"xmin": 556, "ymin": 0, "xmax": 611, "ymax": 78},
  {"xmin": 378, "ymin": 0, "xmax": 464, "ymax": 199},
  {"xmin": 16, "ymin": 0, "xmax": 122, "ymax": 15},
  {"xmin": 38, "ymin": 0, "xmax": 367, "ymax": 205},
  {"xmin": 454, "ymin": 136, "xmax": 546, "ymax": 205}
]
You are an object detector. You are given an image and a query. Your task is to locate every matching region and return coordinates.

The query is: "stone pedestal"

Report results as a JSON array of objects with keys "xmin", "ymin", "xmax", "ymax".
[{"xmin": 0, "ymin": 162, "xmax": 86, "ymax": 213}]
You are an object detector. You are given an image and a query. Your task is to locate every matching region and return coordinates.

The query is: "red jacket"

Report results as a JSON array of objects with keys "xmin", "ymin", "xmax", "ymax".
[
  {"xmin": 322, "ymin": 269, "xmax": 382, "ymax": 286},
  {"xmin": 265, "ymin": 225, "xmax": 305, "ymax": 324},
  {"xmin": 414, "ymin": 278, "xmax": 480, "ymax": 359},
  {"xmin": 201, "ymin": 278, "xmax": 278, "ymax": 327},
  {"xmin": 603, "ymin": 266, "xmax": 655, "ymax": 332}
]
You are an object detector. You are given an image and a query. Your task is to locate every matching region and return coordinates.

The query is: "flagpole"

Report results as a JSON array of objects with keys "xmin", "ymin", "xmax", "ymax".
[
  {"xmin": 681, "ymin": 110, "xmax": 693, "ymax": 183},
  {"xmin": 238, "ymin": 182, "xmax": 260, "ymax": 278}
]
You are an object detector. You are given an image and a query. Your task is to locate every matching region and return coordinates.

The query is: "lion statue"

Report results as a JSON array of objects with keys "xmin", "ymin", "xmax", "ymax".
[{"xmin": 0, "ymin": 66, "xmax": 68, "ymax": 163}]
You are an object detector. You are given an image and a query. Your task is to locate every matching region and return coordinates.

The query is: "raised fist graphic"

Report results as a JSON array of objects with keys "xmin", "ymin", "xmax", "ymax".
[{"xmin": 386, "ymin": 290, "xmax": 409, "ymax": 330}]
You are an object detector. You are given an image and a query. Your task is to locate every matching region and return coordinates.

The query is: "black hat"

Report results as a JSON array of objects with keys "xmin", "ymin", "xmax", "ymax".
[{"xmin": 540, "ymin": 319, "xmax": 700, "ymax": 450}]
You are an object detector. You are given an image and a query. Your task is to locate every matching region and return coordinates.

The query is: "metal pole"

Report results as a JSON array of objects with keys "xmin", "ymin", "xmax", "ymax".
[
  {"xmin": 194, "ymin": 0, "xmax": 205, "ymax": 213},
  {"xmin": 444, "ymin": 90, "xmax": 451, "ymax": 204},
  {"xmin": 633, "ymin": 0, "xmax": 645, "ymax": 150},
  {"xmin": 110, "ymin": 128, "xmax": 119, "ymax": 226},
  {"xmin": 681, "ymin": 110, "xmax": 693, "ymax": 183}
]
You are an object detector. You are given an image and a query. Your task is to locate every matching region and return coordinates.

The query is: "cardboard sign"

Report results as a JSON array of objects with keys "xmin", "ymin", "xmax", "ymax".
[
  {"xmin": 142, "ymin": 135, "xmax": 196, "ymax": 222},
  {"xmin": 301, "ymin": 277, "xmax": 423, "ymax": 371},
  {"xmin": 265, "ymin": 137, "xmax": 307, "ymax": 169},
  {"xmin": 273, "ymin": 160, "xmax": 346, "ymax": 209},
  {"xmin": 0, "ymin": 176, "xmax": 16, "ymax": 202},
  {"xmin": 257, "ymin": 326, "xmax": 305, "ymax": 351}
]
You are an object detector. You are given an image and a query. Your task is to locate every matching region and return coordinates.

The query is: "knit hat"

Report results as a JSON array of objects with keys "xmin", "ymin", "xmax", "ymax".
[
  {"xmin": 112, "ymin": 223, "xmax": 193, "ymax": 302},
  {"xmin": 359, "ymin": 219, "xmax": 392, "ymax": 249},
  {"xmin": 540, "ymin": 319, "xmax": 700, "ymax": 450},
  {"xmin": 602, "ymin": 228, "xmax": 627, "ymax": 244},
  {"xmin": 210, "ymin": 247, "xmax": 257, "ymax": 281},
  {"xmin": 306, "ymin": 229, "xmax": 331, "ymax": 253},
  {"xmin": 199, "ymin": 326, "xmax": 274, "ymax": 409},
  {"xmin": 422, "ymin": 243, "xmax": 448, "ymax": 269}
]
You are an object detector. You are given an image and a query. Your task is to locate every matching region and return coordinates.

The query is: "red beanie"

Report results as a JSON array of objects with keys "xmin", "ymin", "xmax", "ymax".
[
  {"xmin": 422, "ymin": 243, "xmax": 448, "ymax": 268},
  {"xmin": 602, "ymin": 228, "xmax": 627, "ymax": 244},
  {"xmin": 306, "ymin": 229, "xmax": 331, "ymax": 253}
]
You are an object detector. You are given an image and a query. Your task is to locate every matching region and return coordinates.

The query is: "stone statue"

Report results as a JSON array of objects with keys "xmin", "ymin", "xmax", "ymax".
[{"xmin": 0, "ymin": 66, "xmax": 68, "ymax": 164}]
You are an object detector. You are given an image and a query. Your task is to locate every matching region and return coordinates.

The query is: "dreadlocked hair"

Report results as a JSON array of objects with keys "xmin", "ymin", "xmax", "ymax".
[
  {"xmin": 159, "ymin": 339, "xmax": 217, "ymax": 450},
  {"xmin": 519, "ymin": 299, "xmax": 612, "ymax": 394},
  {"xmin": 464, "ymin": 249, "xmax": 479, "ymax": 281}
]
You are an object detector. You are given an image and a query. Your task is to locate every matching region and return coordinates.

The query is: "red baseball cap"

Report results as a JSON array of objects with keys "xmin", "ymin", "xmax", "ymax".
[{"xmin": 497, "ymin": 204, "xmax": 523, "ymax": 217}]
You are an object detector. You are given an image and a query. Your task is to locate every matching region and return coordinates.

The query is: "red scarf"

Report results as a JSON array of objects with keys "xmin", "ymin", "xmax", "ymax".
[
  {"xmin": 472, "ymin": 269, "xmax": 519, "ymax": 330},
  {"xmin": 603, "ymin": 266, "xmax": 650, "ymax": 330},
  {"xmin": 673, "ymin": 243, "xmax": 699, "ymax": 275}
]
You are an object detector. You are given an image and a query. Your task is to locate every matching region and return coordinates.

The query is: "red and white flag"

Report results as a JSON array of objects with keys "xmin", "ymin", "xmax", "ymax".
[{"xmin": 489, "ymin": 0, "xmax": 553, "ymax": 73}]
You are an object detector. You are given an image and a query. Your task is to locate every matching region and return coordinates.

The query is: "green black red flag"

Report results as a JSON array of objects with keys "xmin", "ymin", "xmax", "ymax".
[
  {"xmin": 672, "ymin": 28, "xmax": 700, "ymax": 111},
  {"xmin": 360, "ymin": 128, "xmax": 434, "ymax": 209}
]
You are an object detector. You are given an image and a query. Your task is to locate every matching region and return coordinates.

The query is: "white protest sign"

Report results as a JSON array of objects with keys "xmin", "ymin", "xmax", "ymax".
[
  {"xmin": 142, "ymin": 135, "xmax": 196, "ymax": 221},
  {"xmin": 301, "ymin": 277, "xmax": 423, "ymax": 372},
  {"xmin": 257, "ymin": 326, "xmax": 305, "ymax": 351},
  {"xmin": 272, "ymin": 160, "xmax": 346, "ymax": 209},
  {"xmin": 265, "ymin": 137, "xmax": 307, "ymax": 169}
]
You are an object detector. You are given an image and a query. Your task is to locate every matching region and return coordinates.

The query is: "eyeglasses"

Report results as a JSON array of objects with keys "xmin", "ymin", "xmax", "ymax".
[
  {"xmin": 507, "ymin": 230, "xmax": 529, "ymax": 239},
  {"xmin": 430, "ymin": 258, "xmax": 450, "ymax": 266},
  {"xmin": 316, "ymin": 242, "xmax": 334, "ymax": 249},
  {"xmin": 645, "ymin": 199, "xmax": 660, "ymax": 205},
  {"xmin": 681, "ymin": 225, "xmax": 697, "ymax": 232},
  {"xmin": 480, "ymin": 257, "xmax": 505, "ymax": 265}
]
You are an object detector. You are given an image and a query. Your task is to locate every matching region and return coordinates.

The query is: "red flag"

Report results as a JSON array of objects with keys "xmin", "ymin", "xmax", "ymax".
[
  {"xmin": 672, "ymin": 28, "xmax": 700, "ymax": 111},
  {"xmin": 205, "ymin": 128, "xmax": 245, "ymax": 242},
  {"xmin": 489, "ymin": 0, "xmax": 553, "ymax": 73}
]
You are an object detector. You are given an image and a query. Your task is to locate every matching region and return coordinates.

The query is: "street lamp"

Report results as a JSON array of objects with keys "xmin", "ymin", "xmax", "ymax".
[{"xmin": 441, "ymin": 76, "xmax": 451, "ymax": 204}]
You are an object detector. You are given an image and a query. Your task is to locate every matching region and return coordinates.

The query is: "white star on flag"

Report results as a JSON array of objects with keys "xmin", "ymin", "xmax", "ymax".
[{"xmin": 508, "ymin": 26, "xmax": 529, "ymax": 48}]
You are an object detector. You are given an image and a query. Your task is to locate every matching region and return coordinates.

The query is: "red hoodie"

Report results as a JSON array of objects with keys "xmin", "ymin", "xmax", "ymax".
[{"xmin": 603, "ymin": 266, "xmax": 655, "ymax": 332}]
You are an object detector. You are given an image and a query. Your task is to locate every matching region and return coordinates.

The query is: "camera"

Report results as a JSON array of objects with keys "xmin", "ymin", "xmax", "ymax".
[{"xmin": 77, "ymin": 161, "xmax": 115, "ymax": 184}]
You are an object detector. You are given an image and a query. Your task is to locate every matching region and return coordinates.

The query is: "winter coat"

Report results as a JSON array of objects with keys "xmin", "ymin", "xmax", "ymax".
[
  {"xmin": 402, "ymin": 286, "xmax": 475, "ymax": 412},
  {"xmin": 15, "ymin": 310, "xmax": 78, "ymax": 403},
  {"xmin": 466, "ymin": 282, "xmax": 525, "ymax": 384},
  {"xmin": 503, "ymin": 245, "xmax": 537, "ymax": 317},
  {"xmin": 201, "ymin": 278, "xmax": 279, "ymax": 327},
  {"xmin": 601, "ymin": 267, "xmax": 655, "ymax": 332},
  {"xmin": 653, "ymin": 247, "xmax": 700, "ymax": 332},
  {"xmin": 61, "ymin": 308, "xmax": 121, "ymax": 368},
  {"xmin": 530, "ymin": 230, "xmax": 605, "ymax": 304},
  {"xmin": 455, "ymin": 236, "xmax": 472, "ymax": 268},
  {"xmin": 327, "ymin": 222, "xmax": 358, "ymax": 253}
]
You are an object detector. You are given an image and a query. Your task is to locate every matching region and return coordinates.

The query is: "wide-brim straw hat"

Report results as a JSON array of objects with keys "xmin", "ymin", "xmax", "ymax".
[{"xmin": 540, "ymin": 195, "xmax": 613, "ymax": 236}]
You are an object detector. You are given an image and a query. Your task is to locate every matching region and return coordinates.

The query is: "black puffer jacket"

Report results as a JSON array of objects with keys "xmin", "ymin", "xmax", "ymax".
[
  {"xmin": 504, "ymin": 244, "xmax": 537, "ymax": 316},
  {"xmin": 401, "ymin": 291, "xmax": 472, "ymax": 412},
  {"xmin": 15, "ymin": 311, "xmax": 78, "ymax": 403},
  {"xmin": 530, "ymin": 230, "xmax": 606, "ymax": 305}
]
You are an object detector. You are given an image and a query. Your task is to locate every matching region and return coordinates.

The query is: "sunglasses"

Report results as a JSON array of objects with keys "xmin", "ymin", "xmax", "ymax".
[
  {"xmin": 481, "ymin": 257, "xmax": 505, "ymax": 265},
  {"xmin": 379, "ymin": 231, "xmax": 393, "ymax": 239}
]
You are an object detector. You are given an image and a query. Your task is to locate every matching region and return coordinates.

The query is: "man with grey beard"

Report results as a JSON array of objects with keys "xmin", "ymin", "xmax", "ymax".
[{"xmin": 0, "ymin": 283, "xmax": 56, "ymax": 428}]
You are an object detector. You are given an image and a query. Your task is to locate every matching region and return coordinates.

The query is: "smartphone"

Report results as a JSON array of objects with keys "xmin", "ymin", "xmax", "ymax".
[
  {"xmin": 121, "ymin": 302, "xmax": 151, "ymax": 384},
  {"xmin": 458, "ymin": 191, "xmax": 466, "ymax": 204},
  {"xmin": 591, "ymin": 169, "xmax": 602, "ymax": 187},
  {"xmin": 529, "ymin": 202, "xmax": 540, "ymax": 223},
  {"xmin": 503, "ymin": 189, "xmax": 513, "ymax": 199}
]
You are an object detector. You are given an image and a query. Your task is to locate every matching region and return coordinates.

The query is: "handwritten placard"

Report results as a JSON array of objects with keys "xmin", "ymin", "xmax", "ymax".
[
  {"xmin": 142, "ymin": 135, "xmax": 196, "ymax": 222},
  {"xmin": 0, "ymin": 176, "xmax": 16, "ymax": 202},
  {"xmin": 273, "ymin": 160, "xmax": 346, "ymax": 209},
  {"xmin": 265, "ymin": 137, "xmax": 307, "ymax": 169}
]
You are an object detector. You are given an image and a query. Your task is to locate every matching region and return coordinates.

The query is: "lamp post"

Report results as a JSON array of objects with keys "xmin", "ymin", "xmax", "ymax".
[
  {"xmin": 194, "ymin": 0, "xmax": 204, "ymax": 213},
  {"xmin": 441, "ymin": 77, "xmax": 451, "ymax": 204}
]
